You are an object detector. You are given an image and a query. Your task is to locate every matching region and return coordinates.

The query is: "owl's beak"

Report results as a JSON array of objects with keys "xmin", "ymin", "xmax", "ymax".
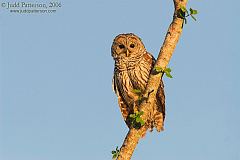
[{"xmin": 125, "ymin": 49, "xmax": 130, "ymax": 57}]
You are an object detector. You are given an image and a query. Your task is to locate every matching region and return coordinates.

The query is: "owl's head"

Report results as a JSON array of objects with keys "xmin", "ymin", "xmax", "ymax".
[{"xmin": 111, "ymin": 33, "xmax": 146, "ymax": 59}]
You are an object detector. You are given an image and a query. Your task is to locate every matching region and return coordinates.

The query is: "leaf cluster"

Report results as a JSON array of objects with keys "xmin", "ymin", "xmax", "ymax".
[
  {"xmin": 177, "ymin": 6, "xmax": 198, "ymax": 26},
  {"xmin": 111, "ymin": 146, "xmax": 120, "ymax": 160},
  {"xmin": 129, "ymin": 111, "xmax": 145, "ymax": 129},
  {"xmin": 153, "ymin": 67, "xmax": 173, "ymax": 78}
]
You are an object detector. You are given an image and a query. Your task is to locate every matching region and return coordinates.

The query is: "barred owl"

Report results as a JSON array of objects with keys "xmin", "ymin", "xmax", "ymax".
[{"xmin": 111, "ymin": 33, "xmax": 165, "ymax": 132}]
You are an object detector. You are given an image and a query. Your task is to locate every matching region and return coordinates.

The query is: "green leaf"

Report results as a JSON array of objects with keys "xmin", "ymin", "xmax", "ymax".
[
  {"xmin": 136, "ymin": 117, "xmax": 141, "ymax": 123},
  {"xmin": 113, "ymin": 154, "xmax": 117, "ymax": 159},
  {"xmin": 129, "ymin": 113, "xmax": 135, "ymax": 118},
  {"xmin": 190, "ymin": 14, "xmax": 197, "ymax": 21},
  {"xmin": 190, "ymin": 8, "xmax": 198, "ymax": 15},
  {"xmin": 179, "ymin": 12, "xmax": 185, "ymax": 19},
  {"xmin": 139, "ymin": 111, "xmax": 144, "ymax": 116},
  {"xmin": 165, "ymin": 72, "xmax": 173, "ymax": 78},
  {"xmin": 154, "ymin": 66, "xmax": 163, "ymax": 73},
  {"xmin": 180, "ymin": 6, "xmax": 187, "ymax": 13},
  {"xmin": 177, "ymin": 7, "xmax": 188, "ymax": 22},
  {"xmin": 132, "ymin": 89, "xmax": 142, "ymax": 95},
  {"xmin": 152, "ymin": 66, "xmax": 164, "ymax": 75},
  {"xmin": 163, "ymin": 68, "xmax": 173, "ymax": 78},
  {"xmin": 139, "ymin": 119, "xmax": 145, "ymax": 125},
  {"xmin": 135, "ymin": 117, "xmax": 145, "ymax": 126},
  {"xmin": 164, "ymin": 68, "xmax": 171, "ymax": 72}
]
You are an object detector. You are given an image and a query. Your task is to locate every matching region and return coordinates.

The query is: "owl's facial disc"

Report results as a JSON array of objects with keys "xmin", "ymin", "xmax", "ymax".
[
  {"xmin": 117, "ymin": 40, "xmax": 137, "ymax": 57},
  {"xmin": 111, "ymin": 33, "xmax": 146, "ymax": 59}
]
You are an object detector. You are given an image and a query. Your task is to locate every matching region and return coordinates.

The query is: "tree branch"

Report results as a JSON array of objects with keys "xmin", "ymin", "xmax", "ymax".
[{"xmin": 116, "ymin": 0, "xmax": 187, "ymax": 159}]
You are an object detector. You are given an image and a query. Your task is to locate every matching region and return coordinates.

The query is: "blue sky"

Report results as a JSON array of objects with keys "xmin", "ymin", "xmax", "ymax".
[{"xmin": 0, "ymin": 0, "xmax": 239, "ymax": 160}]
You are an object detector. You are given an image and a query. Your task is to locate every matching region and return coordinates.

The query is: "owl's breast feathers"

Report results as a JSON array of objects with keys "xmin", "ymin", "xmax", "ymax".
[{"xmin": 113, "ymin": 52, "xmax": 165, "ymax": 131}]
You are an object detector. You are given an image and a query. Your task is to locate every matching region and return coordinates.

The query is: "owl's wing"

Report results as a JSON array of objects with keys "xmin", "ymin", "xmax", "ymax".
[
  {"xmin": 157, "ymin": 80, "xmax": 165, "ymax": 121},
  {"xmin": 112, "ymin": 74, "xmax": 131, "ymax": 122}
]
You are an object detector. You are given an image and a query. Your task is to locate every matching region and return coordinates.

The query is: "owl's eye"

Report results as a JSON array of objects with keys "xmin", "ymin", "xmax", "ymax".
[
  {"xmin": 130, "ymin": 44, "xmax": 135, "ymax": 48},
  {"xmin": 119, "ymin": 44, "xmax": 125, "ymax": 49}
]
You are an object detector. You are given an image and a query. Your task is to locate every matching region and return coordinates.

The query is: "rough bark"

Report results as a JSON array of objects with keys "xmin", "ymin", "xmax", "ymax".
[{"xmin": 117, "ymin": 0, "xmax": 188, "ymax": 159}]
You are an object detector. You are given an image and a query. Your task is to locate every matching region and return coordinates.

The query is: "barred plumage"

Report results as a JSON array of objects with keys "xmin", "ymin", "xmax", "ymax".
[{"xmin": 112, "ymin": 33, "xmax": 165, "ymax": 132}]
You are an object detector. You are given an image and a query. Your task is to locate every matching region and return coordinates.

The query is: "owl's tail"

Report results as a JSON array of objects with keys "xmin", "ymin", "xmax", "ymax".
[{"xmin": 154, "ymin": 111, "xmax": 164, "ymax": 132}]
